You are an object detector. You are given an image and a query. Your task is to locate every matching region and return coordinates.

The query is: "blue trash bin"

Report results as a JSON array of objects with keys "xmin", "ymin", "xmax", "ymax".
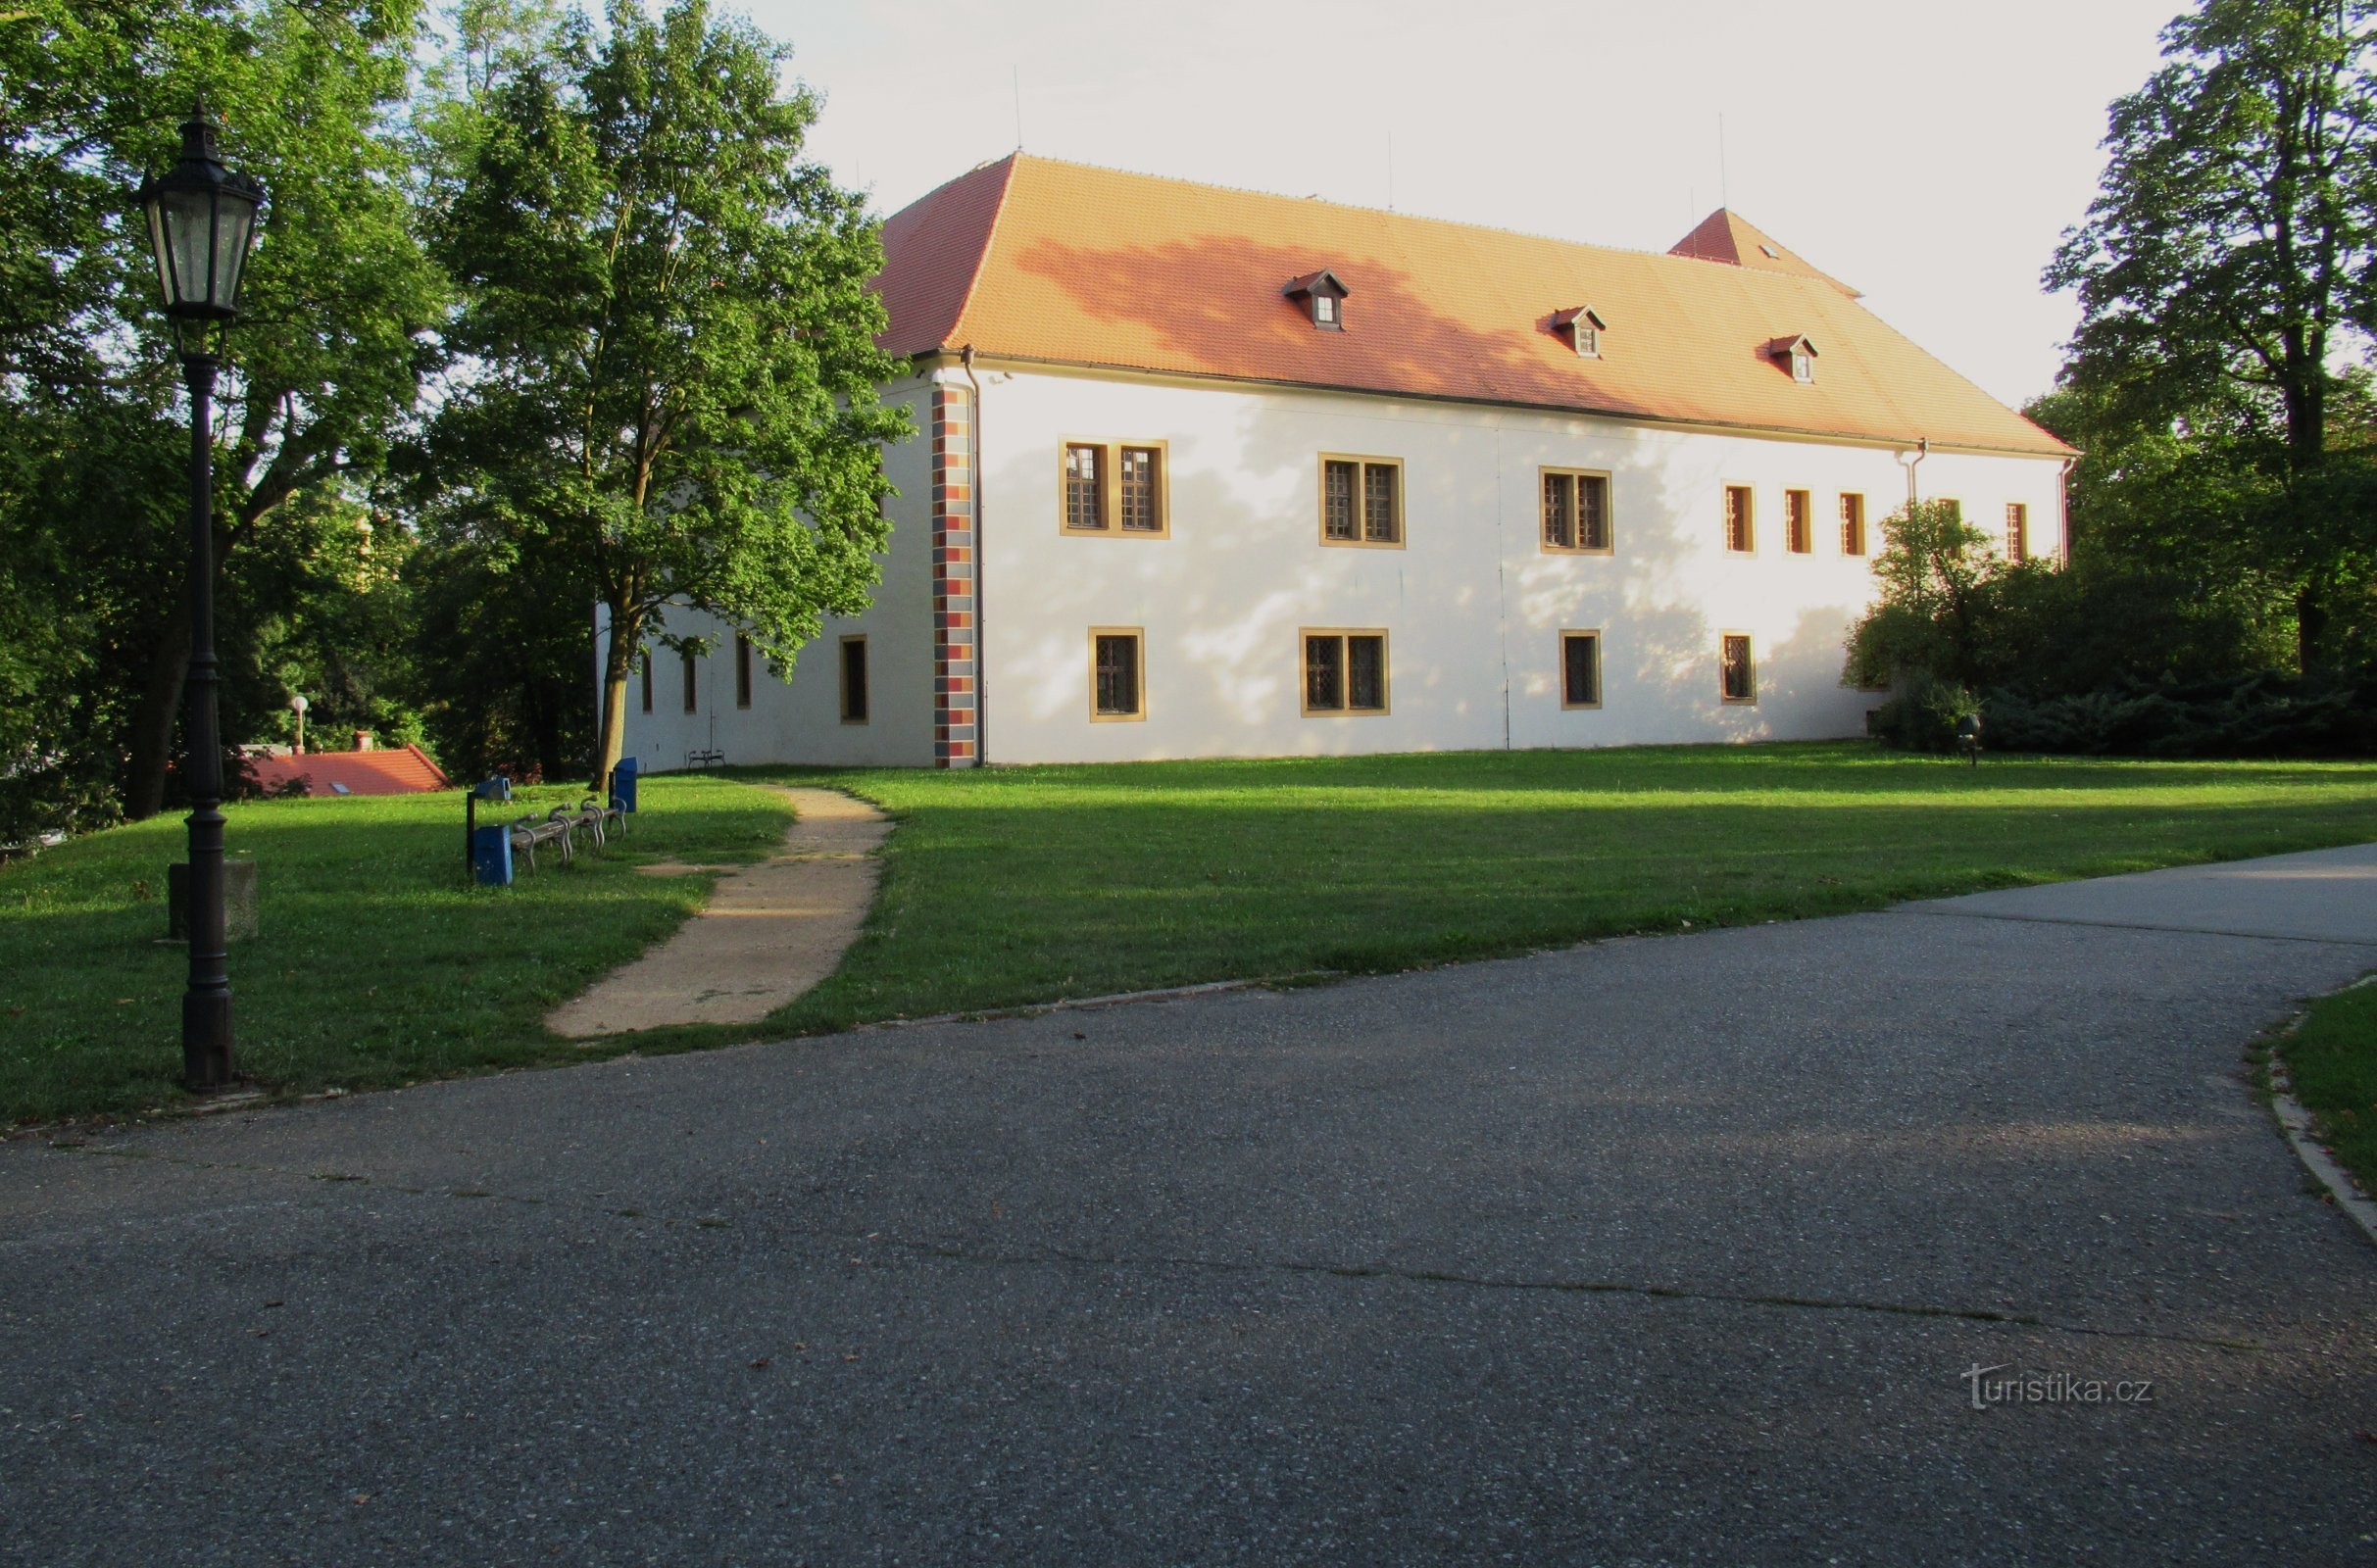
[
  {"xmin": 612, "ymin": 756, "xmax": 638, "ymax": 813},
  {"xmin": 470, "ymin": 822, "xmax": 513, "ymax": 886}
]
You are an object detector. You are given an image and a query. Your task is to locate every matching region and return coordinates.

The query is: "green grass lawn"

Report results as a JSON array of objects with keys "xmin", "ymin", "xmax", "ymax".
[
  {"xmin": 2276, "ymin": 976, "xmax": 2377, "ymax": 1200},
  {"xmin": 0, "ymin": 775, "xmax": 793, "ymax": 1125},
  {"xmin": 742, "ymin": 743, "xmax": 2377, "ymax": 1041},
  {"xmin": 5, "ymin": 741, "xmax": 2376, "ymax": 1126}
]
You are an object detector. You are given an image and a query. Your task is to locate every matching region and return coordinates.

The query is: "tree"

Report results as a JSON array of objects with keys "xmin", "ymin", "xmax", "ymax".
[
  {"xmin": 1843, "ymin": 501, "xmax": 2009, "ymax": 693},
  {"xmin": 0, "ymin": 0, "xmax": 444, "ymax": 819},
  {"xmin": 2047, "ymin": 0, "xmax": 2377, "ymax": 668},
  {"xmin": 424, "ymin": 0, "xmax": 907, "ymax": 788}
]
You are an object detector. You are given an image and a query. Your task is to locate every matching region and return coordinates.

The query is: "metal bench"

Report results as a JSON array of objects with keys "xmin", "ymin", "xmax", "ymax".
[
  {"xmin": 570, "ymin": 795, "xmax": 626, "ymax": 847},
  {"xmin": 508, "ymin": 808, "xmax": 576, "ymax": 872},
  {"xmin": 685, "ymin": 748, "xmax": 726, "ymax": 768}
]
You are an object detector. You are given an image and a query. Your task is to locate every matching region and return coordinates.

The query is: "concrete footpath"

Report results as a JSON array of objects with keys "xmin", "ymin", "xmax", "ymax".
[{"xmin": 3, "ymin": 847, "xmax": 2375, "ymax": 1565}]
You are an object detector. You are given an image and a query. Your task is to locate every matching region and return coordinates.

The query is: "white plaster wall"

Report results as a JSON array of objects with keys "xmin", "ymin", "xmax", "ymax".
[
  {"xmin": 972, "ymin": 368, "xmax": 2067, "ymax": 763},
  {"xmin": 598, "ymin": 375, "xmax": 938, "ymax": 772}
]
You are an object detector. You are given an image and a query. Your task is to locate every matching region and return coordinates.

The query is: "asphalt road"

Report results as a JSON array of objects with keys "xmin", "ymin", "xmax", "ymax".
[{"xmin": 4, "ymin": 846, "xmax": 2375, "ymax": 1566}]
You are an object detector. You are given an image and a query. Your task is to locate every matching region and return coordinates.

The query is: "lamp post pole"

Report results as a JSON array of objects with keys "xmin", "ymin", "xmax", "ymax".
[
  {"xmin": 140, "ymin": 103, "xmax": 265, "ymax": 1093},
  {"xmin": 180, "ymin": 351, "xmax": 233, "ymax": 1088}
]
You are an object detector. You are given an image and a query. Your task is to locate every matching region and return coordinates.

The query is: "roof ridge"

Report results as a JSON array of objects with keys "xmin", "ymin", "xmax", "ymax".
[
  {"xmin": 994, "ymin": 151, "xmax": 1804, "ymax": 281},
  {"xmin": 940, "ymin": 153, "xmax": 1021, "ymax": 347}
]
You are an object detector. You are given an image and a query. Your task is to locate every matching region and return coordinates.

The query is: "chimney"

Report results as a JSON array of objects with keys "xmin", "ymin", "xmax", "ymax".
[{"xmin": 354, "ymin": 730, "xmax": 374, "ymax": 752}]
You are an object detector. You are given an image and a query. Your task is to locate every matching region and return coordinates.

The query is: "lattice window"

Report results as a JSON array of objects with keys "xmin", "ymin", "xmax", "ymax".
[
  {"xmin": 1720, "ymin": 634, "xmax": 1756, "ymax": 704},
  {"xmin": 1543, "ymin": 471, "xmax": 1574, "ymax": 550},
  {"xmin": 1347, "ymin": 634, "xmax": 1385, "ymax": 709},
  {"xmin": 1321, "ymin": 457, "xmax": 1400, "ymax": 546},
  {"xmin": 1785, "ymin": 490, "xmax": 1811, "ymax": 554},
  {"xmin": 1724, "ymin": 486, "xmax": 1754, "ymax": 553},
  {"xmin": 1119, "ymin": 447, "xmax": 1162, "ymax": 532},
  {"xmin": 1305, "ymin": 633, "xmax": 1344, "ymax": 710},
  {"xmin": 1323, "ymin": 460, "xmax": 1358, "ymax": 541},
  {"xmin": 1577, "ymin": 473, "xmax": 1609, "ymax": 551},
  {"xmin": 1840, "ymin": 493, "xmax": 1866, "ymax": 556},
  {"xmin": 1362, "ymin": 465, "xmax": 1399, "ymax": 544},
  {"xmin": 2006, "ymin": 503, "xmax": 2028, "ymax": 564},
  {"xmin": 1561, "ymin": 631, "xmax": 1601, "ymax": 708},
  {"xmin": 1304, "ymin": 631, "xmax": 1387, "ymax": 713},
  {"xmin": 1093, "ymin": 631, "xmax": 1142, "ymax": 717},
  {"xmin": 1064, "ymin": 444, "xmax": 1105, "ymax": 531}
]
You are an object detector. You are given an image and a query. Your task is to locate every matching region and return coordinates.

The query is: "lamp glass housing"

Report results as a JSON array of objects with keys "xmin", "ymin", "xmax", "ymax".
[{"xmin": 138, "ymin": 109, "xmax": 266, "ymax": 345}]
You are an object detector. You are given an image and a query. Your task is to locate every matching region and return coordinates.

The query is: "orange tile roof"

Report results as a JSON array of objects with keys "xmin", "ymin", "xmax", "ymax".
[
  {"xmin": 245, "ymin": 744, "xmax": 450, "ymax": 798},
  {"xmin": 873, "ymin": 155, "xmax": 2072, "ymax": 459}
]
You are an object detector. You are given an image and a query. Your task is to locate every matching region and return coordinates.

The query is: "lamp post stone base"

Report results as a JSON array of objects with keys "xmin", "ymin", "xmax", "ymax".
[{"xmin": 167, "ymin": 859, "xmax": 258, "ymax": 943}]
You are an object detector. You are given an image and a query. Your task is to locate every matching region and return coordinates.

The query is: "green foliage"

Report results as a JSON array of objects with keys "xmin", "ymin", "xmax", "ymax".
[
  {"xmin": 2047, "ymin": 0, "xmax": 2377, "ymax": 667},
  {"xmin": 0, "ymin": 0, "xmax": 444, "ymax": 833},
  {"xmin": 399, "ymin": 528, "xmax": 595, "ymax": 782},
  {"xmin": 1867, "ymin": 678, "xmax": 1983, "ymax": 755},
  {"xmin": 421, "ymin": 0, "xmax": 910, "ymax": 783},
  {"xmin": 1843, "ymin": 500, "xmax": 2004, "ymax": 692},
  {"xmin": 1985, "ymin": 673, "xmax": 2375, "ymax": 757}
]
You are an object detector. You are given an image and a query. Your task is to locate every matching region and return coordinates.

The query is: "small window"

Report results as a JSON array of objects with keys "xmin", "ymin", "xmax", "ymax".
[
  {"xmin": 2006, "ymin": 503, "xmax": 2029, "ymax": 564},
  {"xmin": 1063, "ymin": 443, "xmax": 1105, "ymax": 531},
  {"xmin": 1839, "ymin": 493, "xmax": 1866, "ymax": 556},
  {"xmin": 1059, "ymin": 440, "xmax": 1169, "ymax": 537},
  {"xmin": 680, "ymin": 647, "xmax": 698, "ymax": 713},
  {"xmin": 1090, "ymin": 628, "xmax": 1145, "ymax": 720},
  {"xmin": 1723, "ymin": 485, "xmax": 1754, "ymax": 553},
  {"xmin": 1560, "ymin": 630, "xmax": 1602, "ymax": 709},
  {"xmin": 839, "ymin": 636, "xmax": 868, "ymax": 724},
  {"xmin": 1284, "ymin": 269, "xmax": 1350, "ymax": 330},
  {"xmin": 1553, "ymin": 306, "xmax": 1608, "ymax": 359},
  {"xmin": 639, "ymin": 649, "xmax": 653, "ymax": 713},
  {"xmin": 1767, "ymin": 334, "xmax": 1818, "ymax": 383},
  {"xmin": 1319, "ymin": 455, "xmax": 1403, "ymax": 547},
  {"xmin": 1720, "ymin": 633, "xmax": 1756, "ymax": 705},
  {"xmin": 1784, "ymin": 490, "xmax": 1812, "ymax": 554},
  {"xmin": 734, "ymin": 632, "xmax": 753, "ymax": 709},
  {"xmin": 1542, "ymin": 469, "xmax": 1612, "ymax": 553},
  {"xmin": 1303, "ymin": 629, "xmax": 1389, "ymax": 715}
]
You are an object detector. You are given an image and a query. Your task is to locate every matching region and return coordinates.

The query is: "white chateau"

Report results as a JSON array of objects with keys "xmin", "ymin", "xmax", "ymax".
[{"xmin": 607, "ymin": 155, "xmax": 2073, "ymax": 769}]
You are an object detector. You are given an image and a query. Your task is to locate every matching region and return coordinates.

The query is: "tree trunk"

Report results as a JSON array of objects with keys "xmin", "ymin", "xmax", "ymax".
[
  {"xmin": 121, "ymin": 591, "xmax": 194, "ymax": 820},
  {"xmin": 592, "ymin": 603, "xmax": 639, "ymax": 792},
  {"xmin": 2297, "ymin": 578, "xmax": 2329, "ymax": 675}
]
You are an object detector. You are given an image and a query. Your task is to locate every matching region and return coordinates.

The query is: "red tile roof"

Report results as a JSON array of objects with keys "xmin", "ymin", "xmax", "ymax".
[
  {"xmin": 872, "ymin": 155, "xmax": 2071, "ymax": 459},
  {"xmin": 245, "ymin": 744, "xmax": 450, "ymax": 798},
  {"xmin": 1667, "ymin": 208, "xmax": 1860, "ymax": 297}
]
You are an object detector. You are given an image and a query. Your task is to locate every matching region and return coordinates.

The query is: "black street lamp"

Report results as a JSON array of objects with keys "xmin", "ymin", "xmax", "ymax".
[{"xmin": 138, "ymin": 104, "xmax": 265, "ymax": 1091}]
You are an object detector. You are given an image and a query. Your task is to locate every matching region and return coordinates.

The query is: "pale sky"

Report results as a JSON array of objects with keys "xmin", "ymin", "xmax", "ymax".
[{"xmin": 730, "ymin": 0, "xmax": 2182, "ymax": 412}]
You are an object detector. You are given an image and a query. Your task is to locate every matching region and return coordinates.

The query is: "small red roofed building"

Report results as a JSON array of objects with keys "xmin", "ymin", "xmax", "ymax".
[{"xmin": 243, "ymin": 735, "xmax": 450, "ymax": 798}]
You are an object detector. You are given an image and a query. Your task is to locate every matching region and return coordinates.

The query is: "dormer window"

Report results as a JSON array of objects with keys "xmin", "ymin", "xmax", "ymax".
[
  {"xmin": 1765, "ymin": 334, "xmax": 1818, "ymax": 383},
  {"xmin": 1552, "ymin": 306, "xmax": 1609, "ymax": 359},
  {"xmin": 1283, "ymin": 269, "xmax": 1350, "ymax": 331}
]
